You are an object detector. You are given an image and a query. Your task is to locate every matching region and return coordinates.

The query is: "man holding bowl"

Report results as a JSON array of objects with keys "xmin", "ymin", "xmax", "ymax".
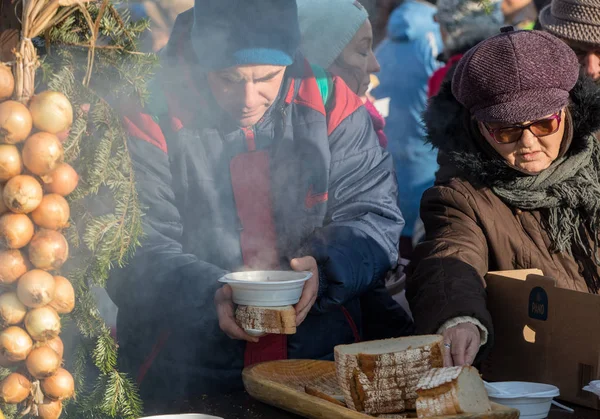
[{"xmin": 109, "ymin": 0, "xmax": 409, "ymax": 412}]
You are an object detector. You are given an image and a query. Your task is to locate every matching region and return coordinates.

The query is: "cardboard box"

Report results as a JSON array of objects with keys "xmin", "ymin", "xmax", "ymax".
[{"xmin": 482, "ymin": 270, "xmax": 600, "ymax": 409}]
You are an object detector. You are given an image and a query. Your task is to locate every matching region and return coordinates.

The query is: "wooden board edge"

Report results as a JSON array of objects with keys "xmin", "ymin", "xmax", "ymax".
[{"xmin": 243, "ymin": 364, "xmax": 372, "ymax": 419}]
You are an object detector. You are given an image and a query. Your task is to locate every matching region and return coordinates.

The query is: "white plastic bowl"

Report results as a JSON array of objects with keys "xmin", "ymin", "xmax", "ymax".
[
  {"xmin": 139, "ymin": 415, "xmax": 223, "ymax": 419},
  {"xmin": 218, "ymin": 270, "xmax": 312, "ymax": 307},
  {"xmin": 486, "ymin": 381, "xmax": 560, "ymax": 419}
]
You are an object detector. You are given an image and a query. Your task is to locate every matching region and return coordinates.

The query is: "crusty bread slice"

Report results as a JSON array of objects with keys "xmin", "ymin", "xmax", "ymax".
[
  {"xmin": 235, "ymin": 305, "xmax": 296, "ymax": 334},
  {"xmin": 415, "ymin": 366, "xmax": 491, "ymax": 418},
  {"xmin": 334, "ymin": 335, "xmax": 443, "ymax": 414}
]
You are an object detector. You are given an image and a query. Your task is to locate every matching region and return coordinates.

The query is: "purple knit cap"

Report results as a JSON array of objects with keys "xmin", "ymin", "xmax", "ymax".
[{"xmin": 451, "ymin": 27, "xmax": 580, "ymax": 123}]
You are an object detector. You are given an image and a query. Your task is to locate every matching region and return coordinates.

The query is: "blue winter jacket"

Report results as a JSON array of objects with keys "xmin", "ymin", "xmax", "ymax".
[
  {"xmin": 108, "ymin": 9, "xmax": 411, "ymax": 408},
  {"xmin": 373, "ymin": 1, "xmax": 442, "ymax": 237}
]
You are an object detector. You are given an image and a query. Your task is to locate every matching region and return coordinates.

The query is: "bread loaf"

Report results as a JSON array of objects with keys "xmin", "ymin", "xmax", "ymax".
[
  {"xmin": 235, "ymin": 305, "xmax": 296, "ymax": 334},
  {"xmin": 415, "ymin": 366, "xmax": 491, "ymax": 418},
  {"xmin": 334, "ymin": 335, "xmax": 444, "ymax": 414}
]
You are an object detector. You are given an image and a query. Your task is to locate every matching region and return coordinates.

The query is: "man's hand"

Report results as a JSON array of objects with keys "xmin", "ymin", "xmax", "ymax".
[
  {"xmin": 215, "ymin": 284, "xmax": 259, "ymax": 343},
  {"xmin": 442, "ymin": 322, "xmax": 481, "ymax": 367},
  {"xmin": 290, "ymin": 256, "xmax": 319, "ymax": 326}
]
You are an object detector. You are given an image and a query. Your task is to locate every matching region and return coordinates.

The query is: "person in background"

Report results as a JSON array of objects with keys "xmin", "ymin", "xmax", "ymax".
[
  {"xmin": 539, "ymin": 0, "xmax": 600, "ymax": 82},
  {"xmin": 428, "ymin": 0, "xmax": 503, "ymax": 98},
  {"xmin": 370, "ymin": 0, "xmax": 442, "ymax": 258},
  {"xmin": 296, "ymin": 0, "xmax": 415, "ymax": 339},
  {"xmin": 111, "ymin": 0, "xmax": 410, "ymax": 412},
  {"xmin": 503, "ymin": 0, "xmax": 538, "ymax": 29},
  {"xmin": 297, "ymin": 0, "xmax": 387, "ymax": 147},
  {"xmin": 407, "ymin": 27, "xmax": 600, "ymax": 367}
]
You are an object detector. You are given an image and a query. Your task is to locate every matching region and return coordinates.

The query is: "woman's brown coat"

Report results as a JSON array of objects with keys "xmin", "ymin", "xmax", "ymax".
[{"xmin": 406, "ymin": 77, "xmax": 600, "ymax": 358}]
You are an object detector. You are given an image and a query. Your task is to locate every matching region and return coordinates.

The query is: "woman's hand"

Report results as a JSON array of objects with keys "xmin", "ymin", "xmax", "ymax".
[
  {"xmin": 290, "ymin": 256, "xmax": 319, "ymax": 326},
  {"xmin": 442, "ymin": 322, "xmax": 481, "ymax": 366}
]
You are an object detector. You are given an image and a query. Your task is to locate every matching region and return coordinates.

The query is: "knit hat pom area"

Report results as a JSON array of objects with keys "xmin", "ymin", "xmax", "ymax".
[
  {"xmin": 191, "ymin": 0, "xmax": 300, "ymax": 70},
  {"xmin": 452, "ymin": 27, "xmax": 580, "ymax": 123}
]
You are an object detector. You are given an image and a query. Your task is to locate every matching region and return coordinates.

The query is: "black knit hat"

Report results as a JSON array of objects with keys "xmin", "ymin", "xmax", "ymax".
[
  {"xmin": 191, "ymin": 0, "xmax": 301, "ymax": 70},
  {"xmin": 452, "ymin": 27, "xmax": 580, "ymax": 123}
]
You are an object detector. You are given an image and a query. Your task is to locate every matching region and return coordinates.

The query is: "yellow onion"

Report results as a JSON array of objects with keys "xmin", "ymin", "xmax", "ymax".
[
  {"xmin": 0, "ymin": 101, "xmax": 32, "ymax": 144},
  {"xmin": 42, "ymin": 163, "xmax": 78, "ymax": 197},
  {"xmin": 37, "ymin": 398, "xmax": 62, "ymax": 419},
  {"xmin": 3, "ymin": 175, "xmax": 43, "ymax": 214},
  {"xmin": 24, "ymin": 306, "xmax": 61, "ymax": 342},
  {"xmin": 0, "ymin": 213, "xmax": 34, "ymax": 249},
  {"xmin": 31, "ymin": 194, "xmax": 69, "ymax": 230},
  {"xmin": 0, "ymin": 144, "xmax": 23, "ymax": 181},
  {"xmin": 0, "ymin": 326, "xmax": 32, "ymax": 361},
  {"xmin": 0, "ymin": 66, "xmax": 13, "ymax": 102},
  {"xmin": 0, "ymin": 292, "xmax": 27, "ymax": 327},
  {"xmin": 0, "ymin": 249, "xmax": 28, "ymax": 285},
  {"xmin": 40, "ymin": 336, "xmax": 63, "ymax": 360},
  {"xmin": 41, "ymin": 368, "xmax": 73, "ymax": 401},
  {"xmin": 22, "ymin": 132, "xmax": 64, "ymax": 176},
  {"xmin": 17, "ymin": 270, "xmax": 55, "ymax": 308},
  {"xmin": 0, "ymin": 372, "xmax": 31, "ymax": 403},
  {"xmin": 48, "ymin": 276, "xmax": 74, "ymax": 314},
  {"xmin": 28, "ymin": 91, "xmax": 73, "ymax": 135},
  {"xmin": 26, "ymin": 346, "xmax": 61, "ymax": 379},
  {"xmin": 28, "ymin": 230, "xmax": 69, "ymax": 271}
]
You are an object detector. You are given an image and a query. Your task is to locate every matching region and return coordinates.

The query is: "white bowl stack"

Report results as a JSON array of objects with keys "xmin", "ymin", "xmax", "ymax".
[{"xmin": 485, "ymin": 381, "xmax": 560, "ymax": 419}]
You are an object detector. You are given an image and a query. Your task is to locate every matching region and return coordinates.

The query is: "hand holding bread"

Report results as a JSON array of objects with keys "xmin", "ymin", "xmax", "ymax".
[{"xmin": 215, "ymin": 284, "xmax": 259, "ymax": 343}]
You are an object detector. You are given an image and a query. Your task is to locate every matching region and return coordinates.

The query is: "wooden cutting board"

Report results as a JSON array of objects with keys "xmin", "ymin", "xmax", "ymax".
[{"xmin": 243, "ymin": 360, "xmax": 520, "ymax": 419}]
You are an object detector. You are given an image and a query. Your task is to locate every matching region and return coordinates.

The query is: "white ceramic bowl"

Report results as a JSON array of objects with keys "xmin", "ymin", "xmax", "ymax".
[
  {"xmin": 486, "ymin": 381, "xmax": 560, "ymax": 419},
  {"xmin": 139, "ymin": 415, "xmax": 223, "ymax": 419},
  {"xmin": 218, "ymin": 270, "xmax": 312, "ymax": 307}
]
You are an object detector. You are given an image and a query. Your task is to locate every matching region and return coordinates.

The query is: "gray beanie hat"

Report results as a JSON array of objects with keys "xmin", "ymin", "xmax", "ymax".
[
  {"xmin": 436, "ymin": 0, "xmax": 504, "ymax": 53},
  {"xmin": 297, "ymin": 0, "xmax": 369, "ymax": 69}
]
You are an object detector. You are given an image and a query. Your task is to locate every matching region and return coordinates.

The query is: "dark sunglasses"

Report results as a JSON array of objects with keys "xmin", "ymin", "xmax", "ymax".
[{"xmin": 483, "ymin": 113, "xmax": 562, "ymax": 144}]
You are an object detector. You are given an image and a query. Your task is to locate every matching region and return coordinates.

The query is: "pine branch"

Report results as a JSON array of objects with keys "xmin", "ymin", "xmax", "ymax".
[
  {"xmin": 92, "ymin": 328, "xmax": 117, "ymax": 374},
  {"xmin": 33, "ymin": 1, "xmax": 152, "ymax": 416}
]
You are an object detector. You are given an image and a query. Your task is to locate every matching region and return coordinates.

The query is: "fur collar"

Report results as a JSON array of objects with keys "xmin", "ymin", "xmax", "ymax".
[{"xmin": 425, "ymin": 75, "xmax": 600, "ymax": 183}]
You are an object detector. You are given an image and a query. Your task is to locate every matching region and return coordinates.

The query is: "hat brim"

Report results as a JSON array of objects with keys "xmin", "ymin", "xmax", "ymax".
[
  {"xmin": 539, "ymin": 5, "xmax": 600, "ymax": 46},
  {"xmin": 472, "ymin": 88, "xmax": 570, "ymax": 124}
]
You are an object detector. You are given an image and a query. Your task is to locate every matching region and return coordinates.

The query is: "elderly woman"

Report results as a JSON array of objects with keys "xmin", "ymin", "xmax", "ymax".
[{"xmin": 407, "ymin": 27, "xmax": 600, "ymax": 367}]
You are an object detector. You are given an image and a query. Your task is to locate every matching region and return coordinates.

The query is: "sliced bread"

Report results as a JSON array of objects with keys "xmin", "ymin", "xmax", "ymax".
[
  {"xmin": 235, "ymin": 305, "xmax": 296, "ymax": 334},
  {"xmin": 415, "ymin": 366, "xmax": 491, "ymax": 418},
  {"xmin": 334, "ymin": 335, "xmax": 444, "ymax": 414}
]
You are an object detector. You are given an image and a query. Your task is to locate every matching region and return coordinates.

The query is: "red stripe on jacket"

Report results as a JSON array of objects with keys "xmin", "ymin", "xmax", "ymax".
[
  {"xmin": 123, "ymin": 113, "xmax": 168, "ymax": 153},
  {"xmin": 327, "ymin": 77, "xmax": 365, "ymax": 136},
  {"xmin": 294, "ymin": 62, "xmax": 326, "ymax": 116}
]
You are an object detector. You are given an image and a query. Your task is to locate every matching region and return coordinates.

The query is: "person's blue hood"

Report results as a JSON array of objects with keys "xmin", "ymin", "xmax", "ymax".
[{"xmin": 387, "ymin": 0, "xmax": 439, "ymax": 41}]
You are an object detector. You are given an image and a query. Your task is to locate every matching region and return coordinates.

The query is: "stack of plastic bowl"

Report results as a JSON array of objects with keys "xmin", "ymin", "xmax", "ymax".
[{"xmin": 485, "ymin": 381, "xmax": 560, "ymax": 419}]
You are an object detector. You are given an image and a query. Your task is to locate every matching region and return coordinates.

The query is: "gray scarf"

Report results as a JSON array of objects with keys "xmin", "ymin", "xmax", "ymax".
[
  {"xmin": 493, "ymin": 134, "xmax": 600, "ymax": 262},
  {"xmin": 445, "ymin": 116, "xmax": 600, "ymax": 293}
]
